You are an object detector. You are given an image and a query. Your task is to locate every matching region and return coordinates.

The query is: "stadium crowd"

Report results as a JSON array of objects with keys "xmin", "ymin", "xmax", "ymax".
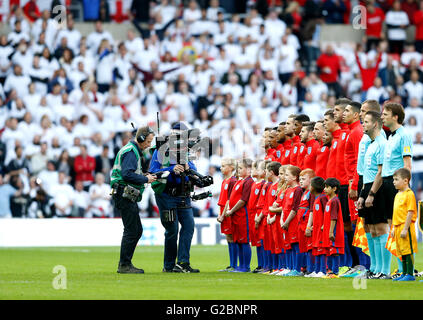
[{"xmin": 1, "ymin": 0, "xmax": 423, "ymax": 220}]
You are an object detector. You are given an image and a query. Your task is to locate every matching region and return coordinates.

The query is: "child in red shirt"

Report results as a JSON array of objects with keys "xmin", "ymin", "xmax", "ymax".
[
  {"xmin": 297, "ymin": 169, "xmax": 316, "ymax": 275},
  {"xmin": 308, "ymin": 176, "xmax": 329, "ymax": 278},
  {"xmin": 217, "ymin": 158, "xmax": 238, "ymax": 271},
  {"xmin": 280, "ymin": 165, "xmax": 303, "ymax": 276},
  {"xmin": 248, "ymin": 160, "xmax": 266, "ymax": 273},
  {"xmin": 226, "ymin": 159, "xmax": 254, "ymax": 272},
  {"xmin": 322, "ymin": 178, "xmax": 345, "ymax": 278},
  {"xmin": 263, "ymin": 161, "xmax": 282, "ymax": 273}
]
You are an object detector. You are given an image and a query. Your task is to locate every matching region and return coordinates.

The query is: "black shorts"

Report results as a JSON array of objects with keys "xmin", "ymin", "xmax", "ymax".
[
  {"xmin": 339, "ymin": 184, "xmax": 351, "ymax": 223},
  {"xmin": 357, "ymin": 176, "xmax": 364, "ymax": 218},
  {"xmin": 381, "ymin": 176, "xmax": 397, "ymax": 221},
  {"xmin": 359, "ymin": 183, "xmax": 387, "ymax": 225}
]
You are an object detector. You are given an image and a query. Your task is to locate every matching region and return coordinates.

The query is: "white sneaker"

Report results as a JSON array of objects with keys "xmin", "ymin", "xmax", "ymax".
[
  {"xmin": 270, "ymin": 269, "xmax": 280, "ymax": 275},
  {"xmin": 275, "ymin": 269, "xmax": 286, "ymax": 276},
  {"xmin": 279, "ymin": 269, "xmax": 291, "ymax": 276},
  {"xmin": 314, "ymin": 272, "xmax": 326, "ymax": 278},
  {"xmin": 305, "ymin": 272, "xmax": 316, "ymax": 278}
]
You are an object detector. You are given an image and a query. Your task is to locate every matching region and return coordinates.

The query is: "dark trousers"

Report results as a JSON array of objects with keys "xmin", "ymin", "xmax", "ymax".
[
  {"xmin": 155, "ymin": 192, "xmax": 195, "ymax": 270},
  {"xmin": 113, "ymin": 192, "xmax": 143, "ymax": 266}
]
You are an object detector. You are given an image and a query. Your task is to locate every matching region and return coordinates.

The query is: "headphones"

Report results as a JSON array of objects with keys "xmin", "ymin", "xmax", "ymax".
[{"xmin": 136, "ymin": 126, "xmax": 154, "ymax": 143}]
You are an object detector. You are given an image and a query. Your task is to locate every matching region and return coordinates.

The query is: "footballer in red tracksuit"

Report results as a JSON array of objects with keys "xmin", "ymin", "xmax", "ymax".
[
  {"xmin": 344, "ymin": 120, "xmax": 363, "ymax": 222},
  {"xmin": 289, "ymin": 135, "xmax": 303, "ymax": 167},
  {"xmin": 280, "ymin": 139, "xmax": 293, "ymax": 165},
  {"xmin": 326, "ymin": 129, "xmax": 341, "ymax": 179},
  {"xmin": 315, "ymin": 142, "xmax": 330, "ymax": 179},
  {"xmin": 302, "ymin": 139, "xmax": 320, "ymax": 171},
  {"xmin": 273, "ymin": 143, "xmax": 285, "ymax": 163},
  {"xmin": 335, "ymin": 124, "xmax": 351, "ymax": 223}
]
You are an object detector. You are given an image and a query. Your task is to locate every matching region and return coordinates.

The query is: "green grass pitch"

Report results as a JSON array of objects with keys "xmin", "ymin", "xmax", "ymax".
[{"xmin": 1, "ymin": 245, "xmax": 423, "ymax": 300}]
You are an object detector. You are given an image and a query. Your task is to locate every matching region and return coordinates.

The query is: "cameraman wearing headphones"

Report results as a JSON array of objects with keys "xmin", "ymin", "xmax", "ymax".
[
  {"xmin": 111, "ymin": 126, "xmax": 157, "ymax": 274},
  {"xmin": 149, "ymin": 122, "xmax": 200, "ymax": 273}
]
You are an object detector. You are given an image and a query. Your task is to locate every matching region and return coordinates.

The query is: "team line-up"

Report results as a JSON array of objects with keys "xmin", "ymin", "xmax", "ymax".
[{"xmin": 216, "ymin": 98, "xmax": 419, "ymax": 281}]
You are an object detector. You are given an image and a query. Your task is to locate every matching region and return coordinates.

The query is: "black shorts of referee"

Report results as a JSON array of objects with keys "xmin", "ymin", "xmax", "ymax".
[
  {"xmin": 381, "ymin": 175, "xmax": 398, "ymax": 221},
  {"xmin": 359, "ymin": 183, "xmax": 387, "ymax": 225},
  {"xmin": 357, "ymin": 175, "xmax": 364, "ymax": 218},
  {"xmin": 338, "ymin": 184, "xmax": 351, "ymax": 224}
]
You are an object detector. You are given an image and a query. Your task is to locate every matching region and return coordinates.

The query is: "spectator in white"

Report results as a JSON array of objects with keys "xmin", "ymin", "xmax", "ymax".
[
  {"xmin": 32, "ymin": 10, "xmax": 58, "ymax": 45},
  {"xmin": 30, "ymin": 138, "xmax": 51, "ymax": 172},
  {"xmin": 404, "ymin": 97, "xmax": 423, "ymax": 125},
  {"xmin": 28, "ymin": 55, "xmax": 50, "ymax": 95},
  {"xmin": 87, "ymin": 172, "xmax": 112, "ymax": 218},
  {"xmin": 95, "ymin": 39, "xmax": 115, "ymax": 94},
  {"xmin": 55, "ymin": 13, "xmax": 81, "ymax": 55},
  {"xmin": 152, "ymin": 0, "xmax": 177, "ymax": 26},
  {"xmin": 183, "ymin": 0, "xmax": 201, "ymax": 25},
  {"xmin": 244, "ymin": 74, "xmax": 265, "ymax": 110},
  {"xmin": 411, "ymin": 132, "xmax": 423, "ymax": 201},
  {"xmin": 253, "ymin": 96, "xmax": 274, "ymax": 128},
  {"xmin": 404, "ymin": 70, "xmax": 423, "ymax": 104},
  {"xmin": 301, "ymin": 91, "xmax": 325, "ymax": 121},
  {"xmin": 0, "ymin": 35, "xmax": 13, "ymax": 83},
  {"xmin": 278, "ymin": 96, "xmax": 299, "ymax": 121},
  {"xmin": 385, "ymin": 0, "xmax": 410, "ymax": 54},
  {"xmin": 39, "ymin": 47, "xmax": 60, "ymax": 78},
  {"xmin": 404, "ymin": 115, "xmax": 420, "ymax": 141},
  {"xmin": 132, "ymin": 37, "xmax": 160, "ymax": 72},
  {"xmin": 214, "ymin": 20, "xmax": 230, "ymax": 47},
  {"xmin": 278, "ymin": 34, "xmax": 299, "ymax": 84},
  {"xmin": 206, "ymin": 0, "xmax": 224, "ymax": 21},
  {"xmin": 4, "ymin": 64, "xmax": 31, "ymax": 98},
  {"xmin": 17, "ymin": 111, "xmax": 38, "ymax": 147},
  {"xmin": 32, "ymin": 31, "xmax": 50, "ymax": 54},
  {"xmin": 113, "ymin": 43, "xmax": 132, "ymax": 88},
  {"xmin": 50, "ymin": 171, "xmax": 75, "ymax": 218},
  {"xmin": 124, "ymin": 29, "xmax": 143, "ymax": 60},
  {"xmin": 221, "ymin": 73, "xmax": 243, "ymax": 105},
  {"xmin": 209, "ymin": 47, "xmax": 230, "ymax": 82},
  {"xmin": 0, "ymin": 174, "xmax": 18, "ymax": 218},
  {"xmin": 73, "ymin": 114, "xmax": 95, "ymax": 145},
  {"xmin": 25, "ymin": 134, "xmax": 42, "ymax": 159},
  {"xmin": 46, "ymin": 83, "xmax": 63, "ymax": 109},
  {"xmin": 69, "ymin": 61, "xmax": 89, "ymax": 90},
  {"xmin": 53, "ymin": 93, "xmax": 75, "ymax": 124},
  {"xmin": 308, "ymin": 72, "xmax": 328, "ymax": 102},
  {"xmin": 72, "ymin": 42, "xmax": 95, "ymax": 76},
  {"xmin": 11, "ymin": 40, "xmax": 33, "ymax": 73},
  {"xmin": 8, "ymin": 7, "xmax": 31, "ymax": 35},
  {"xmin": 31, "ymin": 96, "xmax": 54, "ymax": 125},
  {"xmin": 281, "ymin": 75, "xmax": 298, "ymax": 106},
  {"xmin": 366, "ymin": 77, "xmax": 389, "ymax": 102},
  {"xmin": 262, "ymin": 69, "xmax": 283, "ymax": 108},
  {"xmin": 260, "ymin": 46, "xmax": 278, "ymax": 82},
  {"xmin": 189, "ymin": 8, "xmax": 218, "ymax": 36},
  {"xmin": 400, "ymin": 43, "xmax": 422, "ymax": 68},
  {"xmin": 37, "ymin": 160, "xmax": 59, "ymax": 195},
  {"xmin": 86, "ymin": 20, "xmax": 114, "ymax": 55},
  {"xmin": 73, "ymin": 180, "xmax": 90, "ymax": 217},
  {"xmin": 264, "ymin": 10, "xmax": 286, "ymax": 48},
  {"xmin": 233, "ymin": 41, "xmax": 255, "ymax": 84},
  {"xmin": 2, "ymin": 117, "xmax": 25, "ymax": 157},
  {"xmin": 7, "ymin": 20, "xmax": 30, "ymax": 47}
]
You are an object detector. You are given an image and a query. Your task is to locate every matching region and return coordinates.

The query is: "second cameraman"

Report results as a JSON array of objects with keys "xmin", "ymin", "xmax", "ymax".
[{"xmin": 149, "ymin": 123, "xmax": 200, "ymax": 273}]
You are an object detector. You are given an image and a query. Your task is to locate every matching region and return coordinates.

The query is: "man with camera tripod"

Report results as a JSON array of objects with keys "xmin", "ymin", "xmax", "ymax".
[{"xmin": 149, "ymin": 122, "xmax": 201, "ymax": 273}]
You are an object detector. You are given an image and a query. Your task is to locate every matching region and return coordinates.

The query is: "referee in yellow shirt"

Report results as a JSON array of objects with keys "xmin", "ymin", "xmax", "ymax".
[{"xmin": 392, "ymin": 168, "xmax": 418, "ymax": 282}]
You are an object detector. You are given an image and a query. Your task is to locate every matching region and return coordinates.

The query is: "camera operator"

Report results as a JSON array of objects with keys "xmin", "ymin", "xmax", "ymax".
[
  {"xmin": 110, "ymin": 126, "xmax": 157, "ymax": 274},
  {"xmin": 149, "ymin": 122, "xmax": 201, "ymax": 273}
]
